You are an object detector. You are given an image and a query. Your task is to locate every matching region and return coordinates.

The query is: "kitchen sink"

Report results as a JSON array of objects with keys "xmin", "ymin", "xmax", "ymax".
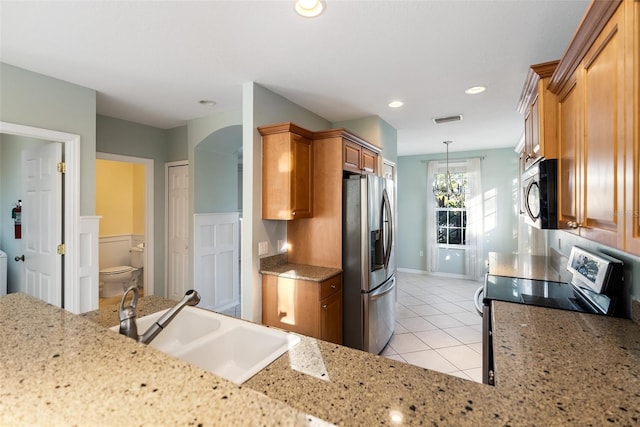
[{"xmin": 111, "ymin": 306, "xmax": 300, "ymax": 385}]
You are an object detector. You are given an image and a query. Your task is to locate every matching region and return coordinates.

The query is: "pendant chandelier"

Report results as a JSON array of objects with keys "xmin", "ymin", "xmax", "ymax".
[{"xmin": 433, "ymin": 140, "xmax": 462, "ymax": 200}]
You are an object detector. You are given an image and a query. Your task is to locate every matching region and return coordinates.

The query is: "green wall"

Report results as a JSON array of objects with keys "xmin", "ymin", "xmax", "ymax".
[
  {"xmin": 397, "ymin": 147, "xmax": 519, "ymax": 272},
  {"xmin": 166, "ymin": 125, "xmax": 188, "ymax": 162},
  {"xmin": 194, "ymin": 124, "xmax": 242, "ymax": 213},
  {"xmin": 0, "ymin": 62, "xmax": 97, "ymax": 215}
]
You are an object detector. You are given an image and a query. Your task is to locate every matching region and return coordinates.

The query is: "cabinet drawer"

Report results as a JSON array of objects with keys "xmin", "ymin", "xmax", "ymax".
[{"xmin": 320, "ymin": 275, "xmax": 342, "ymax": 299}]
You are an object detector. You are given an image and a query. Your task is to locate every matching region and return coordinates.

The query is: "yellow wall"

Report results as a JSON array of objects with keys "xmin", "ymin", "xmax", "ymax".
[{"xmin": 96, "ymin": 159, "xmax": 145, "ymax": 236}]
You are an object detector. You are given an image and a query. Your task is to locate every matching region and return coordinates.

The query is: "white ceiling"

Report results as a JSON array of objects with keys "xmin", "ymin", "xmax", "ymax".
[{"xmin": 0, "ymin": 0, "xmax": 590, "ymax": 155}]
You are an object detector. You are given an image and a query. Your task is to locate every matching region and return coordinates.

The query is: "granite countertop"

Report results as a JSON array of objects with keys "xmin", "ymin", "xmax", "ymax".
[
  {"xmin": 0, "ymin": 293, "xmax": 319, "ymax": 426},
  {"xmin": 245, "ymin": 303, "xmax": 640, "ymax": 425},
  {"xmin": 492, "ymin": 301, "xmax": 640, "ymax": 425},
  {"xmin": 0, "ymin": 246, "xmax": 640, "ymax": 426},
  {"xmin": 260, "ymin": 262, "xmax": 342, "ymax": 282},
  {"xmin": 3, "ymin": 278, "xmax": 640, "ymax": 425}
]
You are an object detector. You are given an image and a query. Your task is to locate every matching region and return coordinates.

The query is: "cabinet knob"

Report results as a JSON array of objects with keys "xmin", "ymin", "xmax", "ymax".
[
  {"xmin": 321, "ymin": 304, "xmax": 328, "ymax": 309},
  {"xmin": 331, "ymin": 284, "xmax": 336, "ymax": 289}
]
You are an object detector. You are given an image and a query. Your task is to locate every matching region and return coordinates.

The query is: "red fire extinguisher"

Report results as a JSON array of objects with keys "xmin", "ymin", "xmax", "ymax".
[{"xmin": 11, "ymin": 200, "xmax": 22, "ymax": 239}]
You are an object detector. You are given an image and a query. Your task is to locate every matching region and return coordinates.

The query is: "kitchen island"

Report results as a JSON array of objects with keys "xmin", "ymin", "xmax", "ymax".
[{"xmin": 1, "ymin": 288, "xmax": 639, "ymax": 426}]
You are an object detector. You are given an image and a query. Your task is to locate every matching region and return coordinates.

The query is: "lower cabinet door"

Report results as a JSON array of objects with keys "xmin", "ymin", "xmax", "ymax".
[
  {"xmin": 320, "ymin": 291, "xmax": 342, "ymax": 344},
  {"xmin": 262, "ymin": 275, "xmax": 319, "ymax": 337}
]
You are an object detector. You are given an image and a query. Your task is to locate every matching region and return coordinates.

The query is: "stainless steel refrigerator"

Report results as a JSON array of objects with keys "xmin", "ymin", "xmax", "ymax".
[{"xmin": 343, "ymin": 174, "xmax": 396, "ymax": 354}]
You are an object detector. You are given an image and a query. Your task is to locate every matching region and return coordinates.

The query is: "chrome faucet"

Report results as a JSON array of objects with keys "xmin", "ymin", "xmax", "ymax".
[{"xmin": 118, "ymin": 286, "xmax": 201, "ymax": 345}]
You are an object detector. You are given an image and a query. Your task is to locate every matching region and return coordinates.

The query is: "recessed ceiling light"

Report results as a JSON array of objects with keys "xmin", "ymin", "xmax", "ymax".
[
  {"xmin": 295, "ymin": 0, "xmax": 325, "ymax": 18},
  {"xmin": 388, "ymin": 101, "xmax": 404, "ymax": 108},
  {"xmin": 465, "ymin": 86, "xmax": 486, "ymax": 95},
  {"xmin": 198, "ymin": 100, "xmax": 216, "ymax": 107}
]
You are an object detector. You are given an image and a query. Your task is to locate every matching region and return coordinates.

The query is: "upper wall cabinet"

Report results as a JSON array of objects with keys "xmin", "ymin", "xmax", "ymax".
[
  {"xmin": 549, "ymin": 0, "xmax": 639, "ymax": 254},
  {"xmin": 259, "ymin": 123, "xmax": 314, "ymax": 220},
  {"xmin": 624, "ymin": 0, "xmax": 640, "ymax": 255},
  {"xmin": 517, "ymin": 60, "xmax": 559, "ymax": 170},
  {"xmin": 556, "ymin": 70, "xmax": 580, "ymax": 235},
  {"xmin": 342, "ymin": 138, "xmax": 380, "ymax": 175}
]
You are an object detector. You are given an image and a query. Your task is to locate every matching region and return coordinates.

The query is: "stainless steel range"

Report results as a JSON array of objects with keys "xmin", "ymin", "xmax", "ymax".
[{"xmin": 474, "ymin": 246, "xmax": 624, "ymax": 385}]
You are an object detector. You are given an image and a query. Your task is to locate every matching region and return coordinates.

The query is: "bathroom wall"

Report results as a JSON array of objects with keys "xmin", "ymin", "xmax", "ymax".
[
  {"xmin": 96, "ymin": 159, "xmax": 145, "ymax": 271},
  {"xmin": 96, "ymin": 159, "xmax": 145, "ymax": 237}
]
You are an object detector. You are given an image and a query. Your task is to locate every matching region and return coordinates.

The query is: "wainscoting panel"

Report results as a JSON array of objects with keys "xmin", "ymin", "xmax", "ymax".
[
  {"xmin": 194, "ymin": 213, "xmax": 240, "ymax": 311},
  {"xmin": 73, "ymin": 216, "xmax": 100, "ymax": 313}
]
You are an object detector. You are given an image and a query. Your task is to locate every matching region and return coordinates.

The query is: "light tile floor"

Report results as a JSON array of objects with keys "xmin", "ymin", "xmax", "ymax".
[{"xmin": 381, "ymin": 271, "xmax": 483, "ymax": 383}]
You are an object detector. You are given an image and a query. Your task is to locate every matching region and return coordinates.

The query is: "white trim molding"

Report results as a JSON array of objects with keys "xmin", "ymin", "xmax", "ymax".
[{"xmin": 0, "ymin": 121, "xmax": 81, "ymax": 313}]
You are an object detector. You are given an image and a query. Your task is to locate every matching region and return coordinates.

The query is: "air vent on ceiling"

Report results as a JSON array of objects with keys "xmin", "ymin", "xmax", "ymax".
[{"xmin": 432, "ymin": 115, "xmax": 463, "ymax": 124}]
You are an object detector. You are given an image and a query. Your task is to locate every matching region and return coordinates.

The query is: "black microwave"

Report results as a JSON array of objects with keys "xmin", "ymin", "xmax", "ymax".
[{"xmin": 521, "ymin": 159, "xmax": 558, "ymax": 229}]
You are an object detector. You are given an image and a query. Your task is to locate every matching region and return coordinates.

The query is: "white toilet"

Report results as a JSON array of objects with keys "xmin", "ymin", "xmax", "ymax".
[{"xmin": 99, "ymin": 244, "xmax": 144, "ymax": 298}]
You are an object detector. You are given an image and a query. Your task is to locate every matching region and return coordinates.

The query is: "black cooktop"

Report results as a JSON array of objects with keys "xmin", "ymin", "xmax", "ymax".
[{"xmin": 483, "ymin": 274, "xmax": 610, "ymax": 315}]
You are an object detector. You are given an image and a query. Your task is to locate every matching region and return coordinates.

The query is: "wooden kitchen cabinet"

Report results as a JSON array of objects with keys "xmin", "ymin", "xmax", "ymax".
[
  {"xmin": 259, "ymin": 123, "xmax": 313, "ymax": 220},
  {"xmin": 549, "ymin": 0, "xmax": 637, "ymax": 251},
  {"xmin": 319, "ymin": 291, "xmax": 342, "ymax": 344},
  {"xmin": 624, "ymin": 0, "xmax": 640, "ymax": 255},
  {"xmin": 261, "ymin": 274, "xmax": 342, "ymax": 344},
  {"xmin": 517, "ymin": 60, "xmax": 559, "ymax": 170},
  {"xmin": 342, "ymin": 138, "xmax": 379, "ymax": 175},
  {"xmin": 578, "ymin": 6, "xmax": 625, "ymax": 248},
  {"xmin": 556, "ymin": 71, "xmax": 580, "ymax": 234}
]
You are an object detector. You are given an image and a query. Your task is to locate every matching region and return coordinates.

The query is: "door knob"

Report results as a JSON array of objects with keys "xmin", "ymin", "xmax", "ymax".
[{"xmin": 15, "ymin": 255, "xmax": 24, "ymax": 262}]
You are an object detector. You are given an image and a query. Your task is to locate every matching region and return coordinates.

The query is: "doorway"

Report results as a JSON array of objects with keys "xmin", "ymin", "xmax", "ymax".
[
  {"xmin": 96, "ymin": 153, "xmax": 154, "ymax": 302},
  {"xmin": 0, "ymin": 121, "xmax": 82, "ymax": 312},
  {"xmin": 166, "ymin": 161, "xmax": 189, "ymax": 302},
  {"xmin": 193, "ymin": 125, "xmax": 242, "ymax": 317}
]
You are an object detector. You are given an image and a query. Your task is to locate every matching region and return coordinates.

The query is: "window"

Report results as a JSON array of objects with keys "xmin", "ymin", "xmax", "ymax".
[{"xmin": 433, "ymin": 171, "xmax": 468, "ymax": 246}]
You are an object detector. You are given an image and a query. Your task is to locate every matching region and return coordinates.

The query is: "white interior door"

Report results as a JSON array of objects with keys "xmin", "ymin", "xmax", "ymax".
[
  {"xmin": 21, "ymin": 143, "xmax": 62, "ymax": 306},
  {"xmin": 167, "ymin": 164, "xmax": 189, "ymax": 301},
  {"xmin": 194, "ymin": 213, "xmax": 239, "ymax": 311}
]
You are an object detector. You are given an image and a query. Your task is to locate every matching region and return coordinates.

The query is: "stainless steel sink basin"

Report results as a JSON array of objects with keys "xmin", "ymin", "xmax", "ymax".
[{"xmin": 111, "ymin": 306, "xmax": 299, "ymax": 384}]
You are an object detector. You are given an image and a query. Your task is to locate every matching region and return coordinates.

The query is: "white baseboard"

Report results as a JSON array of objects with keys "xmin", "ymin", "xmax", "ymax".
[{"xmin": 397, "ymin": 268, "xmax": 429, "ymax": 275}]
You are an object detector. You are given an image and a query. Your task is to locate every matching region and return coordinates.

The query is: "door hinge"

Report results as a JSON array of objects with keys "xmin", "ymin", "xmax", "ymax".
[
  {"xmin": 57, "ymin": 162, "xmax": 66, "ymax": 174},
  {"xmin": 57, "ymin": 244, "xmax": 65, "ymax": 255}
]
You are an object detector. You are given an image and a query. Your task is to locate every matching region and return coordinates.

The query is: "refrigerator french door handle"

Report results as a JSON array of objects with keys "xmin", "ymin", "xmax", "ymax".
[
  {"xmin": 382, "ymin": 189, "xmax": 393, "ymax": 269},
  {"xmin": 370, "ymin": 276, "xmax": 395, "ymax": 301},
  {"xmin": 474, "ymin": 285, "xmax": 484, "ymax": 316}
]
